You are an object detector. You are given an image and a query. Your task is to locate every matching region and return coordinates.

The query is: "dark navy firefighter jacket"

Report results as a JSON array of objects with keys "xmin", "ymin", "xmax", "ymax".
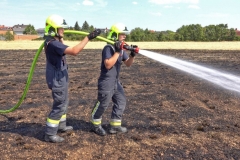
[
  {"xmin": 44, "ymin": 38, "xmax": 69, "ymax": 90},
  {"xmin": 98, "ymin": 44, "xmax": 129, "ymax": 91}
]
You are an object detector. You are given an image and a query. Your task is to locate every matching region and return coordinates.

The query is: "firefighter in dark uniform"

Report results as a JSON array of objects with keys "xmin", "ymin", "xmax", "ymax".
[
  {"xmin": 91, "ymin": 23, "xmax": 138, "ymax": 136},
  {"xmin": 44, "ymin": 14, "xmax": 101, "ymax": 143}
]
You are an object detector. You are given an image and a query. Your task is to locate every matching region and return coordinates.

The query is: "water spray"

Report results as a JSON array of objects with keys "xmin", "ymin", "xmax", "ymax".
[{"xmin": 139, "ymin": 49, "xmax": 240, "ymax": 93}]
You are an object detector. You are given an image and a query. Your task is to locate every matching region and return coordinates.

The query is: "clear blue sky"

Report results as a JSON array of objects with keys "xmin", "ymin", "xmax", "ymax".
[{"xmin": 1, "ymin": 0, "xmax": 239, "ymax": 32}]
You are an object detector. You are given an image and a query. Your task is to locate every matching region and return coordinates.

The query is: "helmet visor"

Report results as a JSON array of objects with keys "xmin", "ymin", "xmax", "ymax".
[
  {"xmin": 119, "ymin": 31, "xmax": 130, "ymax": 35},
  {"xmin": 119, "ymin": 26, "xmax": 129, "ymax": 35},
  {"xmin": 60, "ymin": 19, "xmax": 68, "ymax": 28}
]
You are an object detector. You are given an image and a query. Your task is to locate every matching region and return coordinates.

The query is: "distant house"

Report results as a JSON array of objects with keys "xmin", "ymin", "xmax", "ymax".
[
  {"xmin": 36, "ymin": 28, "xmax": 45, "ymax": 37},
  {"xmin": 0, "ymin": 25, "xmax": 12, "ymax": 30},
  {"xmin": 12, "ymin": 24, "xmax": 28, "ymax": 35},
  {"xmin": 0, "ymin": 24, "xmax": 41, "ymax": 40},
  {"xmin": 235, "ymin": 28, "xmax": 240, "ymax": 36},
  {"xmin": 0, "ymin": 25, "xmax": 13, "ymax": 34},
  {"xmin": 13, "ymin": 24, "xmax": 41, "ymax": 40},
  {"xmin": 103, "ymin": 27, "xmax": 108, "ymax": 33},
  {"xmin": 0, "ymin": 25, "xmax": 13, "ymax": 40}
]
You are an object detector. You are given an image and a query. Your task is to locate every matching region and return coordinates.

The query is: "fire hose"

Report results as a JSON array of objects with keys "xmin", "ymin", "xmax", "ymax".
[{"xmin": 0, "ymin": 30, "xmax": 139, "ymax": 114}]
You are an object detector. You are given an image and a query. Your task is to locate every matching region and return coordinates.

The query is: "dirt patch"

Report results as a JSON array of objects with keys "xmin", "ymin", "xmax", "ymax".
[{"xmin": 0, "ymin": 49, "xmax": 240, "ymax": 159}]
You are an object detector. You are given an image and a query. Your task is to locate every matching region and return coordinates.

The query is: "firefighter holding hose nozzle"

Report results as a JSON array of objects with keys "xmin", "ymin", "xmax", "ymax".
[{"xmin": 90, "ymin": 23, "xmax": 139, "ymax": 136}]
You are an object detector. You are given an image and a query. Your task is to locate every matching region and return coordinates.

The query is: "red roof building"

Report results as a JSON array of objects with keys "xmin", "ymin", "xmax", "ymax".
[
  {"xmin": 0, "ymin": 25, "xmax": 13, "ymax": 35},
  {"xmin": 235, "ymin": 29, "xmax": 240, "ymax": 36},
  {"xmin": 0, "ymin": 25, "xmax": 12, "ymax": 30}
]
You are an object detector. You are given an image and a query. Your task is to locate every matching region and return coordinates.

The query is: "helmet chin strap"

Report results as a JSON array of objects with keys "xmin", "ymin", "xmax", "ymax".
[
  {"xmin": 57, "ymin": 34, "xmax": 63, "ymax": 39},
  {"xmin": 54, "ymin": 27, "xmax": 63, "ymax": 39},
  {"xmin": 55, "ymin": 32, "xmax": 63, "ymax": 40}
]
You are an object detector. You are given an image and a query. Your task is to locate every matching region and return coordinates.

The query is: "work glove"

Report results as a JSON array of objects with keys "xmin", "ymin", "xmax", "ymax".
[
  {"xmin": 114, "ymin": 41, "xmax": 122, "ymax": 53},
  {"xmin": 88, "ymin": 29, "xmax": 101, "ymax": 40},
  {"xmin": 130, "ymin": 51, "xmax": 136, "ymax": 57},
  {"xmin": 130, "ymin": 45, "xmax": 138, "ymax": 57}
]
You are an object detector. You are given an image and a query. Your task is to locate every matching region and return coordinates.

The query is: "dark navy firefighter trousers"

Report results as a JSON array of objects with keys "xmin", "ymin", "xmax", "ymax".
[
  {"xmin": 91, "ymin": 80, "xmax": 127, "ymax": 127},
  {"xmin": 45, "ymin": 61, "xmax": 69, "ymax": 136}
]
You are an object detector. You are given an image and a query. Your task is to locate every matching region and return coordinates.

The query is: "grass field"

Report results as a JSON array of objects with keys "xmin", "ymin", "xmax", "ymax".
[{"xmin": 1, "ymin": 41, "xmax": 240, "ymax": 50}]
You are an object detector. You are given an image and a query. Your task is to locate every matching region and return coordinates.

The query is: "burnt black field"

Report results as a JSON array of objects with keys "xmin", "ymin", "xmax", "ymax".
[{"xmin": 1, "ymin": 49, "xmax": 240, "ymax": 159}]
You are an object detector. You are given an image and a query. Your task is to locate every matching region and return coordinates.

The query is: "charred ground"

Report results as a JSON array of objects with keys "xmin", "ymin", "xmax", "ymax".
[{"xmin": 0, "ymin": 49, "xmax": 240, "ymax": 159}]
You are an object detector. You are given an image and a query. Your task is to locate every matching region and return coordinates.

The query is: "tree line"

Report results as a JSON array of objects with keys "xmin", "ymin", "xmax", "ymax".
[
  {"xmin": 65, "ymin": 22, "xmax": 240, "ymax": 41},
  {"xmin": 129, "ymin": 24, "xmax": 240, "ymax": 41},
  {"xmin": 1, "ymin": 21, "xmax": 240, "ymax": 41}
]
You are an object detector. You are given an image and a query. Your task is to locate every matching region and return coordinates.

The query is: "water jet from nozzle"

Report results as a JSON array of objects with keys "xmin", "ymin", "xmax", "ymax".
[{"xmin": 139, "ymin": 49, "xmax": 240, "ymax": 94}]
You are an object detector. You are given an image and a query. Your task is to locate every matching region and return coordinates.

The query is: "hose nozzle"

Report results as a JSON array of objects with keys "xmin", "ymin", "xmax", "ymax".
[{"xmin": 122, "ymin": 42, "xmax": 139, "ymax": 53}]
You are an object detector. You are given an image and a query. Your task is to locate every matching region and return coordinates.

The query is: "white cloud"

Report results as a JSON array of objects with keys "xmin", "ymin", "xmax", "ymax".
[
  {"xmin": 95, "ymin": 0, "xmax": 108, "ymax": 7},
  {"xmin": 149, "ymin": 0, "xmax": 199, "ymax": 5},
  {"xmin": 83, "ymin": 0, "xmax": 94, "ymax": 6},
  {"xmin": 150, "ymin": 12, "xmax": 162, "ymax": 17},
  {"xmin": 133, "ymin": 1, "xmax": 138, "ymax": 5},
  {"xmin": 188, "ymin": 5, "xmax": 200, "ymax": 9}
]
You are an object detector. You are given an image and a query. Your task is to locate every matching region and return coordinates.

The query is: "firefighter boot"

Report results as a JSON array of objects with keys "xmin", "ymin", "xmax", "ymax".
[
  {"xmin": 44, "ymin": 134, "xmax": 64, "ymax": 143},
  {"xmin": 58, "ymin": 126, "xmax": 73, "ymax": 133},
  {"xmin": 58, "ymin": 121, "xmax": 73, "ymax": 133},
  {"xmin": 109, "ymin": 126, "xmax": 127, "ymax": 134},
  {"xmin": 93, "ymin": 125, "xmax": 106, "ymax": 136}
]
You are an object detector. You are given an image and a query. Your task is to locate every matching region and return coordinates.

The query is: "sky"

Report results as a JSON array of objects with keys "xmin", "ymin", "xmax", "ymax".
[{"xmin": 0, "ymin": 0, "xmax": 240, "ymax": 32}]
